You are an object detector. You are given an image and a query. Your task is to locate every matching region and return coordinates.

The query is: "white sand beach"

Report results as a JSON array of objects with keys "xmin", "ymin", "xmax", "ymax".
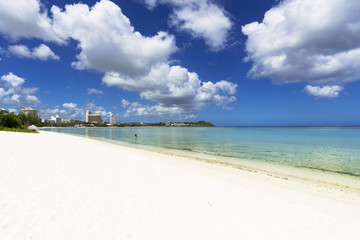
[{"xmin": 1, "ymin": 131, "xmax": 360, "ymax": 240}]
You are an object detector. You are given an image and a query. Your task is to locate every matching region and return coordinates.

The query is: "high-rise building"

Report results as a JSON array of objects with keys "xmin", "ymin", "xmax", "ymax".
[
  {"xmin": 110, "ymin": 114, "xmax": 116, "ymax": 125},
  {"xmin": 21, "ymin": 107, "xmax": 39, "ymax": 118},
  {"xmin": 86, "ymin": 110, "xmax": 103, "ymax": 123},
  {"xmin": 54, "ymin": 115, "xmax": 62, "ymax": 124}
]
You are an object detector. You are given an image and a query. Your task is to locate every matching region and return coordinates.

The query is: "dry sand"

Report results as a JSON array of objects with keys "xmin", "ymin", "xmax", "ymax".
[{"xmin": 1, "ymin": 130, "xmax": 360, "ymax": 240}]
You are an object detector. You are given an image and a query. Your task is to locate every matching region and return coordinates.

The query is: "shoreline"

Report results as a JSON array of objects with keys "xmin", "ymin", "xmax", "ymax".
[
  {"xmin": 1, "ymin": 131, "xmax": 360, "ymax": 239},
  {"xmin": 42, "ymin": 128, "xmax": 360, "ymax": 191}
]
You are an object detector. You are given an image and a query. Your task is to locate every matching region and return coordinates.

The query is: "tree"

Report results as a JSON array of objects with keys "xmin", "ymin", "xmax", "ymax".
[
  {"xmin": 0, "ymin": 110, "xmax": 4, "ymax": 126},
  {"xmin": 2, "ymin": 113, "xmax": 23, "ymax": 128},
  {"xmin": 19, "ymin": 113, "xmax": 40, "ymax": 125}
]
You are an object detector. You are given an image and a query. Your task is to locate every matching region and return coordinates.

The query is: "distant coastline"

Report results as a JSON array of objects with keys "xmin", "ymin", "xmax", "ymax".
[
  {"xmin": 218, "ymin": 125, "xmax": 360, "ymax": 128},
  {"xmin": 40, "ymin": 120, "xmax": 215, "ymax": 128}
]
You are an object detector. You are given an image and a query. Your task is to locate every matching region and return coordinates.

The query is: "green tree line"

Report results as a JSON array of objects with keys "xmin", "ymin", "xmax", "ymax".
[
  {"xmin": 0, "ymin": 111, "xmax": 23, "ymax": 128},
  {"xmin": 0, "ymin": 110, "xmax": 41, "ymax": 129}
]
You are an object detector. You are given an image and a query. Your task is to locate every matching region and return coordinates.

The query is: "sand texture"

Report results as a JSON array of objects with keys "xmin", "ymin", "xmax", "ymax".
[{"xmin": 1, "ymin": 131, "xmax": 360, "ymax": 240}]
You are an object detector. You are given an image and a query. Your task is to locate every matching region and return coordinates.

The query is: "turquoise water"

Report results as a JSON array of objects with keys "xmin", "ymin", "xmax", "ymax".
[{"xmin": 42, "ymin": 127, "xmax": 360, "ymax": 178}]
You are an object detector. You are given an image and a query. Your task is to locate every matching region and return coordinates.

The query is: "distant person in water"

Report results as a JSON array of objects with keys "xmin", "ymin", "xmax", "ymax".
[{"xmin": 134, "ymin": 134, "xmax": 137, "ymax": 139}]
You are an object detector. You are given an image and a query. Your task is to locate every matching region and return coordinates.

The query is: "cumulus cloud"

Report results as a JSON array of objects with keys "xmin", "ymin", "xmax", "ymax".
[
  {"xmin": 0, "ymin": 0, "xmax": 237, "ymax": 118},
  {"xmin": 1, "ymin": 72, "xmax": 25, "ymax": 87},
  {"xmin": 0, "ymin": 88, "xmax": 7, "ymax": 98},
  {"xmin": 8, "ymin": 45, "xmax": 32, "ymax": 58},
  {"xmin": 50, "ymin": 0, "xmax": 237, "ymax": 118},
  {"xmin": 242, "ymin": 0, "xmax": 360, "ymax": 95},
  {"xmin": 63, "ymin": 102, "xmax": 77, "ymax": 108},
  {"xmin": 32, "ymin": 44, "xmax": 59, "ymax": 60},
  {"xmin": 120, "ymin": 99, "xmax": 187, "ymax": 118},
  {"xmin": 0, "ymin": 0, "xmax": 62, "ymax": 42},
  {"xmin": 40, "ymin": 102, "xmax": 111, "ymax": 121},
  {"xmin": 87, "ymin": 88, "xmax": 103, "ymax": 95},
  {"xmin": 0, "ymin": 72, "xmax": 40, "ymax": 108},
  {"xmin": 9, "ymin": 44, "xmax": 59, "ymax": 61},
  {"xmin": 51, "ymin": 0, "xmax": 177, "ymax": 77},
  {"xmin": 142, "ymin": 0, "xmax": 232, "ymax": 51},
  {"xmin": 304, "ymin": 85, "xmax": 344, "ymax": 98},
  {"xmin": 142, "ymin": 0, "xmax": 159, "ymax": 9},
  {"xmin": 104, "ymin": 63, "xmax": 237, "ymax": 117}
]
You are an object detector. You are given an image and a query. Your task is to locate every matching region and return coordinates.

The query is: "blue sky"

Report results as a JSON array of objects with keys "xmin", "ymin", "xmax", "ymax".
[{"xmin": 1, "ymin": 0, "xmax": 360, "ymax": 126}]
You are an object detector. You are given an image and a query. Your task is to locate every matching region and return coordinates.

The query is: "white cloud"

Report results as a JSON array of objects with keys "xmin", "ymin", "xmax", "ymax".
[
  {"xmin": 304, "ymin": 85, "xmax": 343, "ymax": 98},
  {"xmin": 143, "ymin": 0, "xmax": 232, "ymax": 51},
  {"xmin": 9, "ymin": 44, "xmax": 59, "ymax": 61},
  {"xmin": 1, "ymin": 72, "xmax": 25, "ymax": 87},
  {"xmin": 85, "ymin": 102, "xmax": 110, "ymax": 118},
  {"xmin": 0, "ymin": 0, "xmax": 62, "ymax": 42},
  {"xmin": 242, "ymin": 0, "xmax": 360, "ymax": 89},
  {"xmin": 50, "ymin": 0, "xmax": 237, "ymax": 118},
  {"xmin": 105, "ymin": 63, "xmax": 237, "ymax": 118},
  {"xmin": 51, "ymin": 0, "xmax": 177, "ymax": 77},
  {"xmin": 0, "ymin": 0, "xmax": 237, "ymax": 118},
  {"xmin": 11, "ymin": 94, "xmax": 20, "ymax": 102},
  {"xmin": 0, "ymin": 88, "xmax": 7, "ymax": 98},
  {"xmin": 184, "ymin": 114, "xmax": 197, "ymax": 120},
  {"xmin": 41, "ymin": 102, "xmax": 111, "ymax": 121},
  {"xmin": 42, "ymin": 108, "xmax": 62, "ymax": 116},
  {"xmin": 170, "ymin": 2, "xmax": 232, "ymax": 51},
  {"xmin": 143, "ymin": 0, "xmax": 158, "ymax": 9},
  {"xmin": 32, "ymin": 44, "xmax": 59, "ymax": 60},
  {"xmin": 26, "ymin": 95, "xmax": 39, "ymax": 103},
  {"xmin": 8, "ymin": 45, "xmax": 32, "ymax": 58},
  {"xmin": 0, "ymin": 72, "xmax": 40, "ymax": 108},
  {"xmin": 121, "ymin": 99, "xmax": 192, "ymax": 119},
  {"xmin": 87, "ymin": 88, "xmax": 103, "ymax": 95},
  {"xmin": 63, "ymin": 102, "xmax": 77, "ymax": 108}
]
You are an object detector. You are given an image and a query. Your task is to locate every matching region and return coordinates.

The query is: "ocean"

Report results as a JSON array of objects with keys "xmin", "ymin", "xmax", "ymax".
[{"xmin": 42, "ymin": 127, "xmax": 360, "ymax": 188}]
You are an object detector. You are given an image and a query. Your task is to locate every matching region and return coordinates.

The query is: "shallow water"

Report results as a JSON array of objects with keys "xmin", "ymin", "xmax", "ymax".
[{"xmin": 43, "ymin": 127, "xmax": 360, "ymax": 179}]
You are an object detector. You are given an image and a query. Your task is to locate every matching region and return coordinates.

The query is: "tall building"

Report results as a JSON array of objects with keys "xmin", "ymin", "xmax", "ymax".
[
  {"xmin": 51, "ymin": 115, "xmax": 62, "ymax": 124},
  {"xmin": 86, "ymin": 110, "xmax": 103, "ymax": 123},
  {"xmin": 110, "ymin": 114, "xmax": 116, "ymax": 125},
  {"xmin": 21, "ymin": 107, "xmax": 39, "ymax": 118}
]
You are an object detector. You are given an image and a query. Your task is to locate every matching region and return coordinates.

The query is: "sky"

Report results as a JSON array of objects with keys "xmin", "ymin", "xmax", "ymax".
[{"xmin": 1, "ymin": 0, "xmax": 360, "ymax": 126}]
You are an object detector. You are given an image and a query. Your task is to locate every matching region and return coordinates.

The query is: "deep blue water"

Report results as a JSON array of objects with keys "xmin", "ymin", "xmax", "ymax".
[{"xmin": 42, "ymin": 127, "xmax": 360, "ymax": 178}]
